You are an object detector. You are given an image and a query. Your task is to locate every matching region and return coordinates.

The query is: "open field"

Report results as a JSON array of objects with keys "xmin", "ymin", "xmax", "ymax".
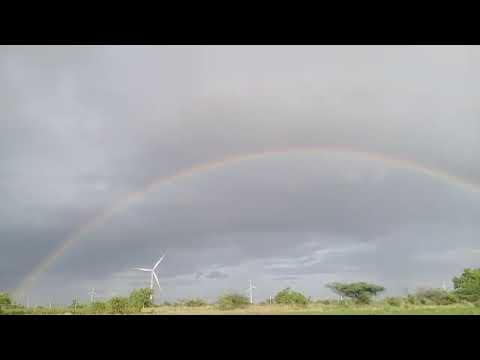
[
  {"xmin": 140, "ymin": 304, "xmax": 480, "ymax": 315},
  {"xmin": 3, "ymin": 303, "xmax": 480, "ymax": 315}
]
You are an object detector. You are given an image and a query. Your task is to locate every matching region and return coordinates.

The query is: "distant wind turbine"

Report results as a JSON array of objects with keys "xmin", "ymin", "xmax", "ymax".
[
  {"xmin": 89, "ymin": 288, "xmax": 96, "ymax": 303},
  {"xmin": 134, "ymin": 252, "xmax": 166, "ymax": 301},
  {"xmin": 246, "ymin": 280, "xmax": 256, "ymax": 304}
]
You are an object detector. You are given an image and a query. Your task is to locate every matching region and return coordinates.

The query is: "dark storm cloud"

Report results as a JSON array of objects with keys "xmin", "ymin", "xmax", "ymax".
[{"xmin": 1, "ymin": 46, "xmax": 480, "ymax": 304}]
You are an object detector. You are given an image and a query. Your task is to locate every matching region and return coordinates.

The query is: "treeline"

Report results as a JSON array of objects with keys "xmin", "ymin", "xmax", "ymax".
[{"xmin": 1, "ymin": 267, "xmax": 480, "ymax": 314}]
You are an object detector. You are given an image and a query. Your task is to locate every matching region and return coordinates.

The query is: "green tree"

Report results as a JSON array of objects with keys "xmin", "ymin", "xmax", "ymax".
[
  {"xmin": 326, "ymin": 282, "xmax": 385, "ymax": 304},
  {"xmin": 109, "ymin": 297, "xmax": 129, "ymax": 314},
  {"xmin": 0, "ymin": 292, "xmax": 12, "ymax": 307},
  {"xmin": 90, "ymin": 301, "xmax": 107, "ymax": 314},
  {"xmin": 128, "ymin": 288, "xmax": 153, "ymax": 311},
  {"xmin": 413, "ymin": 288, "xmax": 458, "ymax": 305},
  {"xmin": 453, "ymin": 268, "xmax": 480, "ymax": 302},
  {"xmin": 274, "ymin": 288, "xmax": 309, "ymax": 306},
  {"xmin": 384, "ymin": 297, "xmax": 403, "ymax": 307},
  {"xmin": 217, "ymin": 293, "xmax": 249, "ymax": 310}
]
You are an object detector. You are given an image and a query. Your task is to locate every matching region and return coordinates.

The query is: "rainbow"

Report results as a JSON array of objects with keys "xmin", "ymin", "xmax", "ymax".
[{"xmin": 13, "ymin": 145, "xmax": 480, "ymax": 297}]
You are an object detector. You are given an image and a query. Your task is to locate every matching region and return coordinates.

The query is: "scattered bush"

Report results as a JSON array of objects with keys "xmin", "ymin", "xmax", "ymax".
[
  {"xmin": 0, "ymin": 292, "xmax": 12, "ymax": 306},
  {"xmin": 413, "ymin": 288, "xmax": 458, "ymax": 305},
  {"xmin": 385, "ymin": 297, "xmax": 403, "ymax": 307},
  {"xmin": 109, "ymin": 297, "xmax": 129, "ymax": 314},
  {"xmin": 178, "ymin": 298, "xmax": 208, "ymax": 307},
  {"xmin": 129, "ymin": 288, "xmax": 153, "ymax": 311},
  {"xmin": 406, "ymin": 294, "xmax": 417, "ymax": 305},
  {"xmin": 217, "ymin": 293, "xmax": 249, "ymax": 310},
  {"xmin": 316, "ymin": 299, "xmax": 333, "ymax": 305},
  {"xmin": 274, "ymin": 288, "xmax": 309, "ymax": 306},
  {"xmin": 91, "ymin": 302, "xmax": 107, "ymax": 313}
]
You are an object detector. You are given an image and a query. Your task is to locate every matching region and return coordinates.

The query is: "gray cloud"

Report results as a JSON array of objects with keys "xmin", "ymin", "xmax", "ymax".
[
  {"xmin": 205, "ymin": 271, "xmax": 229, "ymax": 279},
  {"xmin": 1, "ymin": 46, "xmax": 480, "ymax": 304}
]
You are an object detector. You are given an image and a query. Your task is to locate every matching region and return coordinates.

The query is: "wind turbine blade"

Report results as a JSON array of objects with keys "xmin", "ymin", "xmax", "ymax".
[
  {"xmin": 134, "ymin": 268, "xmax": 152, "ymax": 272},
  {"xmin": 153, "ymin": 252, "xmax": 167, "ymax": 270},
  {"xmin": 153, "ymin": 271, "xmax": 162, "ymax": 290}
]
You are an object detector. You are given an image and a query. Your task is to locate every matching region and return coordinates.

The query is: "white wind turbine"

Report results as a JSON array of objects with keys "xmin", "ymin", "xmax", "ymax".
[
  {"xmin": 134, "ymin": 252, "xmax": 166, "ymax": 301},
  {"xmin": 89, "ymin": 288, "xmax": 96, "ymax": 303},
  {"xmin": 246, "ymin": 280, "xmax": 256, "ymax": 304}
]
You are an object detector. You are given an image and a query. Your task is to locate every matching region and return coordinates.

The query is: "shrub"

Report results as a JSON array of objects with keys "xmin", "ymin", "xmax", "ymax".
[
  {"xmin": 414, "ymin": 288, "xmax": 458, "ymax": 305},
  {"xmin": 109, "ymin": 297, "xmax": 129, "ymax": 314},
  {"xmin": 0, "ymin": 292, "xmax": 12, "ymax": 306},
  {"xmin": 316, "ymin": 299, "xmax": 333, "ymax": 305},
  {"xmin": 385, "ymin": 297, "xmax": 403, "ymax": 307},
  {"xmin": 274, "ymin": 288, "xmax": 309, "ymax": 306},
  {"xmin": 217, "ymin": 293, "xmax": 249, "ymax": 310},
  {"xmin": 180, "ymin": 298, "xmax": 207, "ymax": 307},
  {"xmin": 406, "ymin": 294, "xmax": 417, "ymax": 305},
  {"xmin": 128, "ymin": 288, "xmax": 153, "ymax": 311},
  {"xmin": 91, "ymin": 301, "xmax": 107, "ymax": 313}
]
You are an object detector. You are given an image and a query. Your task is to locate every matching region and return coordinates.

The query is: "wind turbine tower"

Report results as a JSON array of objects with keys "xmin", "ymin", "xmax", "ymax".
[
  {"xmin": 247, "ymin": 280, "xmax": 256, "ymax": 304},
  {"xmin": 89, "ymin": 288, "xmax": 96, "ymax": 303},
  {"xmin": 134, "ymin": 252, "xmax": 166, "ymax": 302}
]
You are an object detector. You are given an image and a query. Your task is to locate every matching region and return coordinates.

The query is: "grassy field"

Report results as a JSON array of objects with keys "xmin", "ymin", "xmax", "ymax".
[
  {"xmin": 138, "ymin": 303, "xmax": 480, "ymax": 315},
  {"xmin": 3, "ymin": 303, "xmax": 480, "ymax": 315}
]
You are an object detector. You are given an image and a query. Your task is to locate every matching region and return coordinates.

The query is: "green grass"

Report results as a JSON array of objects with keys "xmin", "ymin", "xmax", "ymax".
[
  {"xmin": 140, "ymin": 303, "xmax": 480, "ymax": 315},
  {"xmin": 2, "ymin": 303, "xmax": 480, "ymax": 315},
  {"xmin": 281, "ymin": 304, "xmax": 480, "ymax": 315}
]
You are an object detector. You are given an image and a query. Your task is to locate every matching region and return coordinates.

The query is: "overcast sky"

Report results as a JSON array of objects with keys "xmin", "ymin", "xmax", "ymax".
[{"xmin": 1, "ymin": 45, "xmax": 480, "ymax": 305}]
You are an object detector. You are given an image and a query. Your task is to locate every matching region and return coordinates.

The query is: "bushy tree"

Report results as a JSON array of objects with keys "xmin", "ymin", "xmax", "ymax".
[
  {"xmin": 274, "ymin": 288, "xmax": 309, "ymax": 306},
  {"xmin": 326, "ymin": 282, "xmax": 385, "ymax": 304},
  {"xmin": 453, "ymin": 268, "xmax": 480, "ymax": 302},
  {"xmin": 384, "ymin": 297, "xmax": 403, "ymax": 307},
  {"xmin": 406, "ymin": 294, "xmax": 418, "ymax": 305},
  {"xmin": 90, "ymin": 301, "xmax": 107, "ymax": 314},
  {"xmin": 177, "ymin": 298, "xmax": 208, "ymax": 307},
  {"xmin": 109, "ymin": 296, "xmax": 129, "ymax": 314},
  {"xmin": 413, "ymin": 288, "xmax": 458, "ymax": 305},
  {"xmin": 128, "ymin": 288, "xmax": 153, "ymax": 311},
  {"xmin": 217, "ymin": 293, "xmax": 249, "ymax": 310},
  {"xmin": 0, "ymin": 292, "xmax": 12, "ymax": 307}
]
